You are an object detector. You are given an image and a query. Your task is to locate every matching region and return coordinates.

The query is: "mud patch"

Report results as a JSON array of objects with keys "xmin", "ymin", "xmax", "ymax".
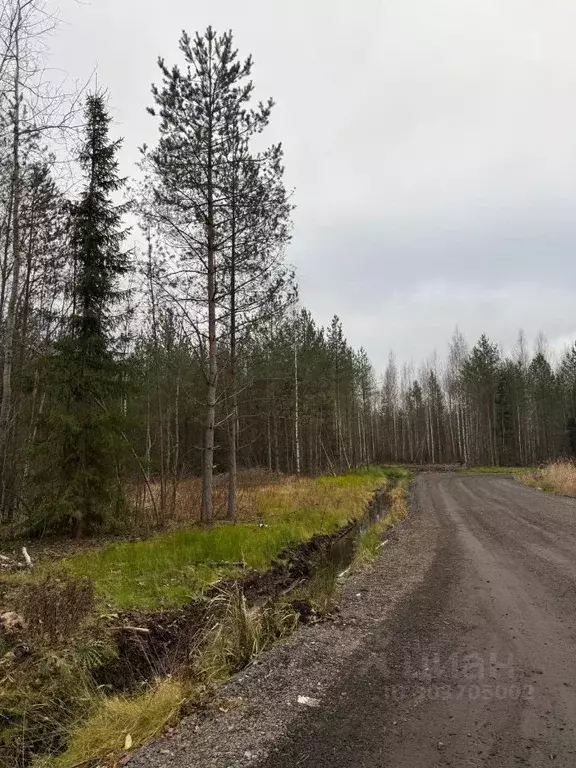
[{"xmin": 95, "ymin": 601, "xmax": 209, "ymax": 690}]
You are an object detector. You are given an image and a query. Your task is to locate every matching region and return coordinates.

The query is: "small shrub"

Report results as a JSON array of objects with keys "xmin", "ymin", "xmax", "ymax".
[
  {"xmin": 0, "ymin": 575, "xmax": 108, "ymax": 767},
  {"xmin": 0, "ymin": 650, "xmax": 96, "ymax": 767}
]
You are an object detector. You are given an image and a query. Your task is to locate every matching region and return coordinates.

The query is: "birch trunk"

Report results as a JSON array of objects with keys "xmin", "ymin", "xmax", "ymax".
[{"xmin": 0, "ymin": 24, "xmax": 21, "ymax": 519}]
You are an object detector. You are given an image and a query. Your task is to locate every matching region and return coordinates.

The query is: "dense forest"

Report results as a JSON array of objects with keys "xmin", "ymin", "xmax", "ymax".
[{"xmin": 1, "ymin": 1, "xmax": 575, "ymax": 536}]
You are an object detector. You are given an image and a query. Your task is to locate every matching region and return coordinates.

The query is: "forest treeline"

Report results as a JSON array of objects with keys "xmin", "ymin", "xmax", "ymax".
[
  {"xmin": 377, "ymin": 331, "xmax": 576, "ymax": 468},
  {"xmin": 1, "ymin": 2, "xmax": 575, "ymax": 536}
]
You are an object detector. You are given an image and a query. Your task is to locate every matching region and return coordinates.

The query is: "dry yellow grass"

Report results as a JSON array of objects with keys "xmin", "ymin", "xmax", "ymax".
[
  {"xmin": 247, "ymin": 473, "xmax": 382, "ymax": 524},
  {"xmin": 518, "ymin": 460, "xmax": 576, "ymax": 496},
  {"xmin": 35, "ymin": 680, "xmax": 184, "ymax": 768},
  {"xmin": 131, "ymin": 469, "xmax": 294, "ymax": 528},
  {"xmin": 132, "ymin": 469, "xmax": 383, "ymax": 529},
  {"xmin": 389, "ymin": 482, "xmax": 409, "ymax": 519}
]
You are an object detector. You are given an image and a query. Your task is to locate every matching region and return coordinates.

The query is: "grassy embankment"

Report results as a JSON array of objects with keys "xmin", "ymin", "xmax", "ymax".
[
  {"xmin": 63, "ymin": 466, "xmax": 403, "ymax": 610},
  {"xmin": 1, "ymin": 467, "xmax": 410, "ymax": 768},
  {"xmin": 517, "ymin": 460, "xmax": 576, "ymax": 496}
]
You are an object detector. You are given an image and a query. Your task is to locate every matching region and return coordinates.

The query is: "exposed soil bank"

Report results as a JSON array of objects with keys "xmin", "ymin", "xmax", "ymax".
[{"xmin": 94, "ymin": 527, "xmax": 357, "ymax": 692}]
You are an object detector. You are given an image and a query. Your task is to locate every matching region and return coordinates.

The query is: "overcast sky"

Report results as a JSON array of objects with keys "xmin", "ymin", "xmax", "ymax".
[{"xmin": 47, "ymin": 0, "xmax": 576, "ymax": 372}]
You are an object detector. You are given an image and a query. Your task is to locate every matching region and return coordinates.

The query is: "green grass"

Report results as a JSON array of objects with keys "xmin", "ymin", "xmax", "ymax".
[
  {"xmin": 354, "ymin": 470, "xmax": 411, "ymax": 566},
  {"xmin": 318, "ymin": 465, "xmax": 409, "ymax": 486},
  {"xmin": 63, "ymin": 516, "xmax": 331, "ymax": 609},
  {"xmin": 355, "ymin": 516, "xmax": 395, "ymax": 565},
  {"xmin": 61, "ymin": 468, "xmax": 391, "ymax": 610}
]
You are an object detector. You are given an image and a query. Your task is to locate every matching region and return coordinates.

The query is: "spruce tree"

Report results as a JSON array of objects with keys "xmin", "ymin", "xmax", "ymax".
[{"xmin": 32, "ymin": 93, "xmax": 130, "ymax": 535}]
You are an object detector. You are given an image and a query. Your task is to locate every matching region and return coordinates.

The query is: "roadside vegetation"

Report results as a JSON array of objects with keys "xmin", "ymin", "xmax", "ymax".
[
  {"xmin": 61, "ymin": 468, "xmax": 389, "ymax": 610},
  {"xmin": 355, "ymin": 470, "xmax": 411, "ymax": 565},
  {"xmin": 0, "ymin": 468, "xmax": 408, "ymax": 768},
  {"xmin": 517, "ymin": 460, "xmax": 576, "ymax": 497}
]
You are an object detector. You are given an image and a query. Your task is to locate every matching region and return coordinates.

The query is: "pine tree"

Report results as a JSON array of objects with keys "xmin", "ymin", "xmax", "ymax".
[
  {"xmin": 220, "ymin": 116, "xmax": 292, "ymax": 520},
  {"xmin": 32, "ymin": 93, "xmax": 130, "ymax": 535},
  {"xmin": 146, "ymin": 27, "xmax": 291, "ymax": 523}
]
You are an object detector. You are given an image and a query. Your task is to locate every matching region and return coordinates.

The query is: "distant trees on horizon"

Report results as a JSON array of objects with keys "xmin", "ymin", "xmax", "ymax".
[{"xmin": 376, "ymin": 331, "xmax": 576, "ymax": 467}]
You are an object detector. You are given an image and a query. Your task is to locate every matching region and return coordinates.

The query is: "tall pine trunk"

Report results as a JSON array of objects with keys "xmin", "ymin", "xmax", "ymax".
[
  {"xmin": 227, "ymin": 154, "xmax": 238, "ymax": 521},
  {"xmin": 201, "ymin": 215, "xmax": 217, "ymax": 524},
  {"xmin": 201, "ymin": 61, "xmax": 216, "ymax": 525}
]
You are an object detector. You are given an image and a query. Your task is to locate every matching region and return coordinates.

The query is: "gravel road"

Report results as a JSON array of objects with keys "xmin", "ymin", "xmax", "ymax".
[{"xmin": 131, "ymin": 474, "xmax": 576, "ymax": 767}]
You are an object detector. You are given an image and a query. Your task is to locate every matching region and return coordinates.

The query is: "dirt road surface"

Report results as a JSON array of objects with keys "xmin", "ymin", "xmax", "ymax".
[{"xmin": 131, "ymin": 474, "xmax": 576, "ymax": 767}]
